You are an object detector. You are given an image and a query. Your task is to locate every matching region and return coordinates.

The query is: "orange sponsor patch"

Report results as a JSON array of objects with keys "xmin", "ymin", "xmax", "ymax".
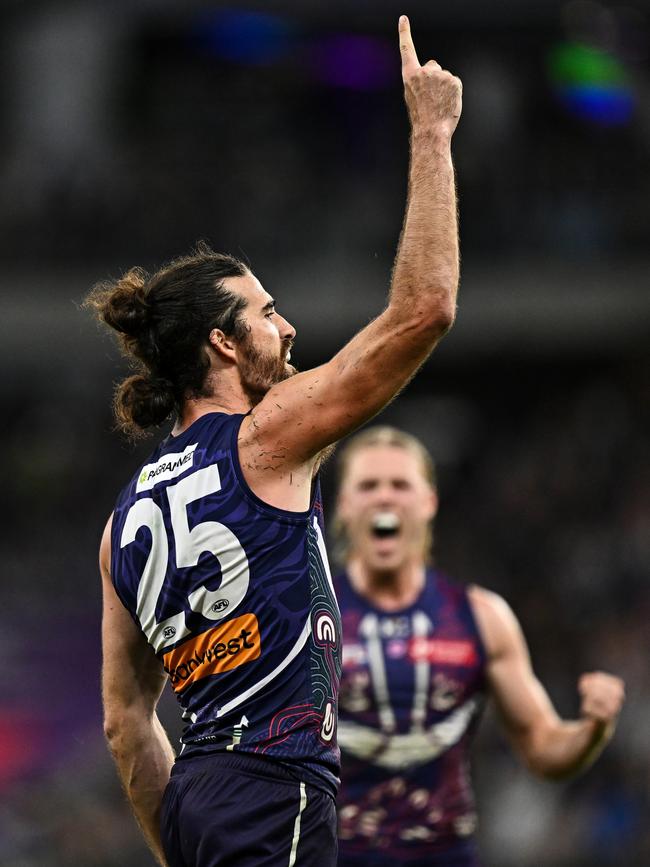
[{"xmin": 163, "ymin": 613, "xmax": 261, "ymax": 693}]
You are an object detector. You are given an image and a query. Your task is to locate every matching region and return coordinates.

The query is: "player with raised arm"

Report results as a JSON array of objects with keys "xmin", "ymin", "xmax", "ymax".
[
  {"xmin": 87, "ymin": 17, "xmax": 463, "ymax": 867},
  {"xmin": 333, "ymin": 426, "xmax": 625, "ymax": 867}
]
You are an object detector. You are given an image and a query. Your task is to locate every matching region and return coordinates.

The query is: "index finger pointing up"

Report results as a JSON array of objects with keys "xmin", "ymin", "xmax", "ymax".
[{"xmin": 399, "ymin": 15, "xmax": 420, "ymax": 76}]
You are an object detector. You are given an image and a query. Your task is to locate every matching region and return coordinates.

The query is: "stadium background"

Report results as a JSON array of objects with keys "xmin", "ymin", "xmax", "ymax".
[{"xmin": 2, "ymin": 1, "xmax": 648, "ymax": 864}]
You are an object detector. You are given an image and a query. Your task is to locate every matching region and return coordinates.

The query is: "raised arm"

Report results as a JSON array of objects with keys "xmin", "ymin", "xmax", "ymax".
[
  {"xmin": 469, "ymin": 586, "xmax": 625, "ymax": 780},
  {"xmin": 100, "ymin": 516, "xmax": 173, "ymax": 866},
  {"xmin": 240, "ymin": 17, "xmax": 462, "ymax": 474}
]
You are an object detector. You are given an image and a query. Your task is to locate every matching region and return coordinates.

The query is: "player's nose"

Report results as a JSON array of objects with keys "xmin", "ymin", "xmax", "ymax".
[
  {"xmin": 375, "ymin": 483, "xmax": 396, "ymax": 504},
  {"xmin": 279, "ymin": 314, "xmax": 296, "ymax": 341}
]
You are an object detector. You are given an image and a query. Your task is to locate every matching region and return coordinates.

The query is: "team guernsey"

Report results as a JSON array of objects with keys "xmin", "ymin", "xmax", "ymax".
[
  {"xmin": 110, "ymin": 412, "xmax": 341, "ymax": 797},
  {"xmin": 336, "ymin": 570, "xmax": 487, "ymax": 865}
]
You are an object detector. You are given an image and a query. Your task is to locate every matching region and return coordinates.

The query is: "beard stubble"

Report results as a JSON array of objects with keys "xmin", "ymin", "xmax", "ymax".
[{"xmin": 238, "ymin": 336, "xmax": 297, "ymax": 406}]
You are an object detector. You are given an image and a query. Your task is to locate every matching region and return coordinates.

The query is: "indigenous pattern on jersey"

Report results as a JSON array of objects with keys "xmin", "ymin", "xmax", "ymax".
[
  {"xmin": 335, "ymin": 570, "xmax": 487, "ymax": 863},
  {"xmin": 110, "ymin": 412, "xmax": 341, "ymax": 796}
]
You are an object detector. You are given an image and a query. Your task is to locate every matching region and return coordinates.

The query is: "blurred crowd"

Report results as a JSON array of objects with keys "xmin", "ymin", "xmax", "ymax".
[
  {"xmin": 2, "ymin": 2, "xmax": 648, "ymax": 865},
  {"xmin": 1, "ymin": 2, "xmax": 649, "ymax": 267}
]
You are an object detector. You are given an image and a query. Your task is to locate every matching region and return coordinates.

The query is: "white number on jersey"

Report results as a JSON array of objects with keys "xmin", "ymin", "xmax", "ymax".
[{"xmin": 120, "ymin": 463, "xmax": 250, "ymax": 652}]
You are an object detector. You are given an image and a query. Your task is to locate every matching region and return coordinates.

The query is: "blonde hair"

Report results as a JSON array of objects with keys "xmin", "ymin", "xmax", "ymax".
[{"xmin": 332, "ymin": 425, "xmax": 437, "ymax": 564}]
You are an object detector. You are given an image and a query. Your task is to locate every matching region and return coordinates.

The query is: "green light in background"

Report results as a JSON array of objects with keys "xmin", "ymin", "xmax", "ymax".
[
  {"xmin": 546, "ymin": 41, "xmax": 635, "ymax": 125},
  {"xmin": 548, "ymin": 42, "xmax": 629, "ymax": 87}
]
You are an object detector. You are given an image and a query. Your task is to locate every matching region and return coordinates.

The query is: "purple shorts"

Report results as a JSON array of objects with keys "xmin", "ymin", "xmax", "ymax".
[{"xmin": 160, "ymin": 752, "xmax": 337, "ymax": 867}]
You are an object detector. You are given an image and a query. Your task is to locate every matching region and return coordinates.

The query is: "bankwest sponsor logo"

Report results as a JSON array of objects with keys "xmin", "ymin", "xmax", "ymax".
[
  {"xmin": 163, "ymin": 613, "xmax": 261, "ymax": 692},
  {"xmin": 409, "ymin": 638, "xmax": 478, "ymax": 667},
  {"xmin": 137, "ymin": 444, "xmax": 197, "ymax": 492}
]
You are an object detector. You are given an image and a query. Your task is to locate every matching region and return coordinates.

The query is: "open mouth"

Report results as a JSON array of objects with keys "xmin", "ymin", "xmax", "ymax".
[{"xmin": 370, "ymin": 512, "xmax": 401, "ymax": 539}]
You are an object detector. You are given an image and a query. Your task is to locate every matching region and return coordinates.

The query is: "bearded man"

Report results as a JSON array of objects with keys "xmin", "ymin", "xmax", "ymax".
[{"xmin": 87, "ymin": 16, "xmax": 462, "ymax": 867}]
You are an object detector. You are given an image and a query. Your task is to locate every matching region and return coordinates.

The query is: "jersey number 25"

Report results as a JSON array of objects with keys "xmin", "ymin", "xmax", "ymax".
[{"xmin": 120, "ymin": 463, "xmax": 250, "ymax": 653}]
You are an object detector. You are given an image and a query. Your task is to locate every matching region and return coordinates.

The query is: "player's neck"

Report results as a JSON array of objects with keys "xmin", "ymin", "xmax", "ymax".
[
  {"xmin": 347, "ymin": 557, "xmax": 426, "ymax": 612},
  {"xmin": 172, "ymin": 371, "xmax": 252, "ymax": 435}
]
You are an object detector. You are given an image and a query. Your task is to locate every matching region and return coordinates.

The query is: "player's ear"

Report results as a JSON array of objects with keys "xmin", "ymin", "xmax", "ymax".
[
  {"xmin": 208, "ymin": 328, "xmax": 237, "ymax": 361},
  {"xmin": 336, "ymin": 489, "xmax": 352, "ymax": 522},
  {"xmin": 424, "ymin": 487, "xmax": 439, "ymax": 522}
]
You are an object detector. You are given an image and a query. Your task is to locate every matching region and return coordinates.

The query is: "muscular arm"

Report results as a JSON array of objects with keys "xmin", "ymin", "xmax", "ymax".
[
  {"xmin": 469, "ymin": 586, "xmax": 624, "ymax": 780},
  {"xmin": 100, "ymin": 516, "xmax": 174, "ymax": 866},
  {"xmin": 240, "ymin": 18, "xmax": 462, "ymax": 476}
]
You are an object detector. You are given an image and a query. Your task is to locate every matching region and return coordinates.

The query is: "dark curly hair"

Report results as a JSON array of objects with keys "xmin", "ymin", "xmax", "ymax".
[{"xmin": 85, "ymin": 241, "xmax": 249, "ymax": 438}]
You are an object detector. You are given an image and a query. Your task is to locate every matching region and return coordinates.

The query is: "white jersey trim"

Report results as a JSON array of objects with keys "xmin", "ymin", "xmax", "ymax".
[
  {"xmin": 288, "ymin": 782, "xmax": 308, "ymax": 867},
  {"xmin": 216, "ymin": 618, "xmax": 311, "ymax": 719}
]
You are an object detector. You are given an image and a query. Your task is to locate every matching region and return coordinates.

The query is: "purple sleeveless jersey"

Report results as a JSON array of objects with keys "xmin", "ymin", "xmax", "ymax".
[
  {"xmin": 335, "ymin": 570, "xmax": 487, "ymax": 863},
  {"xmin": 110, "ymin": 412, "xmax": 341, "ymax": 796}
]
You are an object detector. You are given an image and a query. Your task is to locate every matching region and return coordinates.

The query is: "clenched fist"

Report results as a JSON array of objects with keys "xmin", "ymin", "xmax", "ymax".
[
  {"xmin": 399, "ymin": 15, "xmax": 462, "ymax": 138},
  {"xmin": 579, "ymin": 671, "xmax": 625, "ymax": 727}
]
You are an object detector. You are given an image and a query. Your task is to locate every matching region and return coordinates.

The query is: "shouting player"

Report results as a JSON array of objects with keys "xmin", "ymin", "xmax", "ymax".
[
  {"xmin": 334, "ymin": 426, "xmax": 625, "ymax": 867},
  {"xmin": 87, "ymin": 18, "xmax": 462, "ymax": 867}
]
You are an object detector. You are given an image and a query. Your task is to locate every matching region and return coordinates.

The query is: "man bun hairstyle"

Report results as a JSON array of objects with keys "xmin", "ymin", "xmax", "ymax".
[{"xmin": 85, "ymin": 242, "xmax": 249, "ymax": 438}]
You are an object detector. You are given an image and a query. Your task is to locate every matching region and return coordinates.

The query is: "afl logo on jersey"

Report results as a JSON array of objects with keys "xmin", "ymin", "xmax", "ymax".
[
  {"xmin": 212, "ymin": 599, "xmax": 229, "ymax": 613},
  {"xmin": 163, "ymin": 626, "xmax": 177, "ymax": 639}
]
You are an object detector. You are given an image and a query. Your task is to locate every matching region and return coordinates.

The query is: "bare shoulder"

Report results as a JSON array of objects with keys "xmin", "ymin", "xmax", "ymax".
[
  {"xmin": 468, "ymin": 584, "xmax": 516, "ymax": 621},
  {"xmin": 238, "ymin": 364, "xmax": 331, "ymax": 466},
  {"xmin": 468, "ymin": 584, "xmax": 522, "ymax": 658},
  {"xmin": 236, "ymin": 365, "xmax": 333, "ymax": 510},
  {"xmin": 99, "ymin": 513, "xmax": 114, "ymax": 578}
]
